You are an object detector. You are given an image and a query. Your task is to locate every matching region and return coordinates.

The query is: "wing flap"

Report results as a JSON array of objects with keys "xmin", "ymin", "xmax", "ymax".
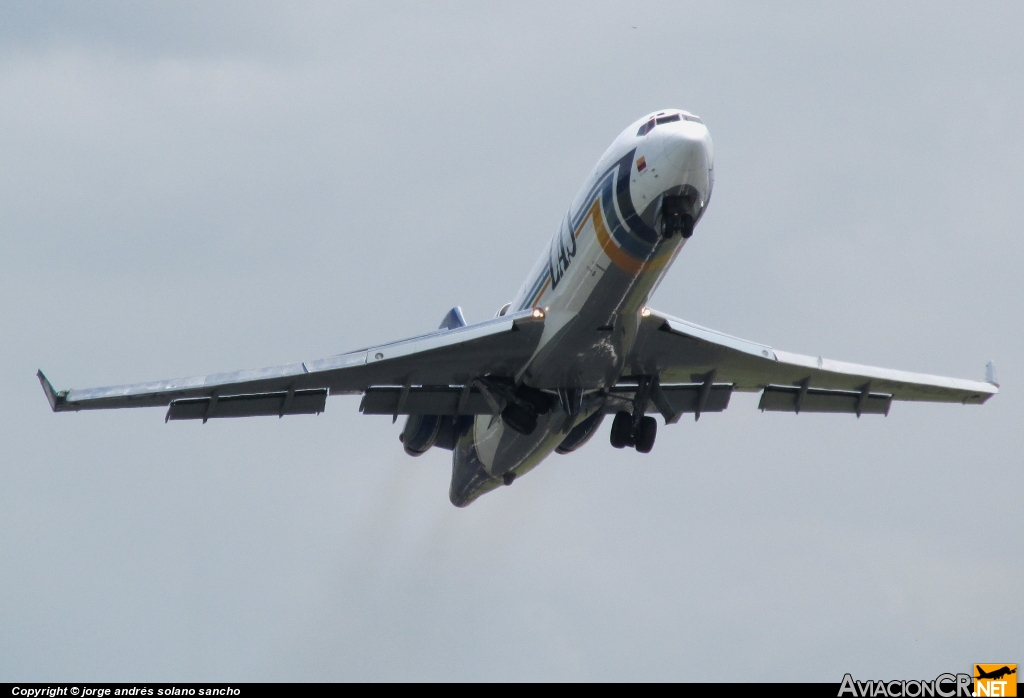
[
  {"xmin": 166, "ymin": 389, "xmax": 327, "ymax": 421},
  {"xmin": 605, "ymin": 383, "xmax": 733, "ymax": 415},
  {"xmin": 358, "ymin": 387, "xmax": 497, "ymax": 415},
  {"xmin": 758, "ymin": 385, "xmax": 891, "ymax": 415}
]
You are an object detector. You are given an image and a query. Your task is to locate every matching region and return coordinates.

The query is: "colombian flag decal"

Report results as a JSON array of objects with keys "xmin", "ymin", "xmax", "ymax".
[{"xmin": 636, "ymin": 156, "xmax": 646, "ymax": 172}]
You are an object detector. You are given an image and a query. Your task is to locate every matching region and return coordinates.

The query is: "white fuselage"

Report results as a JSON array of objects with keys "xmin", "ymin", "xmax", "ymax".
[{"xmin": 450, "ymin": 110, "xmax": 715, "ymax": 506}]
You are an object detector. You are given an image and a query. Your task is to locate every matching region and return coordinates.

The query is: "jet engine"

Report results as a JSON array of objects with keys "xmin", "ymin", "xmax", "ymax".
[
  {"xmin": 399, "ymin": 306, "xmax": 474, "ymax": 456},
  {"xmin": 400, "ymin": 413, "xmax": 473, "ymax": 456},
  {"xmin": 555, "ymin": 409, "xmax": 605, "ymax": 454},
  {"xmin": 400, "ymin": 414, "xmax": 442, "ymax": 456}
]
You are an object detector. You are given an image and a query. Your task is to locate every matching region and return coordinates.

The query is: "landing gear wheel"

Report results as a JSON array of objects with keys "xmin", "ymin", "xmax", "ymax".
[
  {"xmin": 659, "ymin": 195, "xmax": 692, "ymax": 239},
  {"xmin": 661, "ymin": 196, "xmax": 695, "ymax": 239},
  {"xmin": 503, "ymin": 472, "xmax": 516, "ymax": 486},
  {"xmin": 501, "ymin": 401, "xmax": 537, "ymax": 435},
  {"xmin": 610, "ymin": 411, "xmax": 633, "ymax": 449},
  {"xmin": 679, "ymin": 213, "xmax": 695, "ymax": 239},
  {"xmin": 635, "ymin": 416, "xmax": 657, "ymax": 453}
]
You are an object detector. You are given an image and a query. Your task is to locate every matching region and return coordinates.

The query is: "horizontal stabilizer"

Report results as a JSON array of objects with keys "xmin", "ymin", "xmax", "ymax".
[
  {"xmin": 758, "ymin": 385, "xmax": 891, "ymax": 415},
  {"xmin": 166, "ymin": 388, "xmax": 327, "ymax": 421},
  {"xmin": 359, "ymin": 386, "xmax": 497, "ymax": 415}
]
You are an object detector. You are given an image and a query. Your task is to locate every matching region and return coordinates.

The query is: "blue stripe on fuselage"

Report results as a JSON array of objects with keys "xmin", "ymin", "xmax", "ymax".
[{"xmin": 518, "ymin": 148, "xmax": 661, "ymax": 311}]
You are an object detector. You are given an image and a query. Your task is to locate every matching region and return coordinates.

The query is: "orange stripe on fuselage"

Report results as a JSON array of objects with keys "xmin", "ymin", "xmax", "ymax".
[
  {"xmin": 529, "ymin": 198, "xmax": 671, "ymax": 307},
  {"xmin": 589, "ymin": 199, "xmax": 671, "ymax": 275}
]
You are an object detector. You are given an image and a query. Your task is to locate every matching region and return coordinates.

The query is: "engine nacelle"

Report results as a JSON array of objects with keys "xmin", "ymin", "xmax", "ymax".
[
  {"xmin": 400, "ymin": 306, "xmax": 473, "ymax": 457},
  {"xmin": 400, "ymin": 414, "xmax": 442, "ymax": 456},
  {"xmin": 401, "ymin": 414, "xmax": 473, "ymax": 456},
  {"xmin": 434, "ymin": 415, "xmax": 473, "ymax": 451},
  {"xmin": 555, "ymin": 409, "xmax": 605, "ymax": 454}
]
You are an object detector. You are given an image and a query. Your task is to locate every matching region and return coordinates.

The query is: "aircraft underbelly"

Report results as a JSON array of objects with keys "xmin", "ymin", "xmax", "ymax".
[
  {"xmin": 449, "ymin": 412, "xmax": 567, "ymax": 507},
  {"xmin": 524, "ymin": 238, "xmax": 684, "ymax": 390},
  {"xmin": 449, "ymin": 258, "xmax": 679, "ymax": 507}
]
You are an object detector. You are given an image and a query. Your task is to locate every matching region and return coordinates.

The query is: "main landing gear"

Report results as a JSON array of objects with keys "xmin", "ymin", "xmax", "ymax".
[
  {"xmin": 609, "ymin": 375, "xmax": 661, "ymax": 453},
  {"xmin": 610, "ymin": 410, "xmax": 657, "ymax": 453}
]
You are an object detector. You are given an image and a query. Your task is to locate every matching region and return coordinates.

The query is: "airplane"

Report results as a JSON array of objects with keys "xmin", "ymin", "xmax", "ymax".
[
  {"xmin": 975, "ymin": 666, "xmax": 1016, "ymax": 681},
  {"xmin": 38, "ymin": 109, "xmax": 999, "ymax": 507}
]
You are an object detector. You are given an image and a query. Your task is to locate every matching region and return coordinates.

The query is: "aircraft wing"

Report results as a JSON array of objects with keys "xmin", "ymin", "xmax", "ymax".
[
  {"xmin": 38, "ymin": 309, "xmax": 546, "ymax": 421},
  {"xmin": 624, "ymin": 308, "xmax": 997, "ymax": 418}
]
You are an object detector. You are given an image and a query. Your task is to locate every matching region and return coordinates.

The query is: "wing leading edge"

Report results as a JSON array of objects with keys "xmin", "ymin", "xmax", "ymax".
[
  {"xmin": 38, "ymin": 309, "xmax": 546, "ymax": 418},
  {"xmin": 39, "ymin": 306, "xmax": 996, "ymax": 420},
  {"xmin": 625, "ymin": 309, "xmax": 997, "ymax": 411}
]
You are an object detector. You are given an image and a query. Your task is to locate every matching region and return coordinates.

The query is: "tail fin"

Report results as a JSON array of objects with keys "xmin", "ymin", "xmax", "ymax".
[{"xmin": 439, "ymin": 306, "xmax": 467, "ymax": 331}]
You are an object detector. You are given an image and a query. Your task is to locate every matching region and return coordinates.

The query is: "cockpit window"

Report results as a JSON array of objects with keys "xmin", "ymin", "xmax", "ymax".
[
  {"xmin": 636, "ymin": 118, "xmax": 656, "ymax": 137},
  {"xmin": 638, "ymin": 112, "xmax": 703, "ymax": 136}
]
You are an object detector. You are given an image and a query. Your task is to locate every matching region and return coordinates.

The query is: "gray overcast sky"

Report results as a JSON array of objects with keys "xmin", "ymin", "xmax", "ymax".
[{"xmin": 1, "ymin": 1, "xmax": 1021, "ymax": 681}]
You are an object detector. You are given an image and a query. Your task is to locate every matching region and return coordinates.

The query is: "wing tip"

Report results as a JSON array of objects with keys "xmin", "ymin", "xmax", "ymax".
[
  {"xmin": 986, "ymin": 360, "xmax": 1000, "ymax": 389},
  {"xmin": 37, "ymin": 370, "xmax": 68, "ymax": 412}
]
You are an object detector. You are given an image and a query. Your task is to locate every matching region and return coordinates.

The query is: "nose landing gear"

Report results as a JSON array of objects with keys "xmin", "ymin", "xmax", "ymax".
[{"xmin": 661, "ymin": 195, "xmax": 695, "ymax": 239}]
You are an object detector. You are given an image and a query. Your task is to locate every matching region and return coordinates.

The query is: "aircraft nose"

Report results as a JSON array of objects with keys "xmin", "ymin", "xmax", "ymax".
[
  {"xmin": 659, "ymin": 124, "xmax": 713, "ymax": 198},
  {"xmin": 661, "ymin": 125, "xmax": 712, "ymax": 172}
]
